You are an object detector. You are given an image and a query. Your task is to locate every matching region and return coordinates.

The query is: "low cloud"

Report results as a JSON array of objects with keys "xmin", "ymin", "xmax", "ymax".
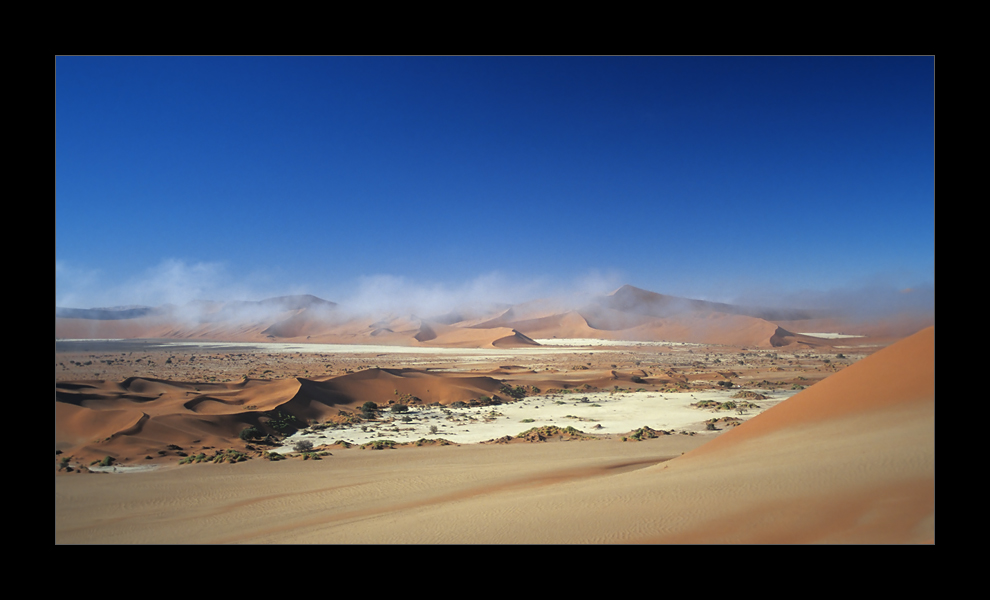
[
  {"xmin": 729, "ymin": 280, "xmax": 935, "ymax": 319},
  {"xmin": 57, "ymin": 258, "xmax": 932, "ymax": 326},
  {"xmin": 56, "ymin": 259, "xmax": 270, "ymax": 310}
]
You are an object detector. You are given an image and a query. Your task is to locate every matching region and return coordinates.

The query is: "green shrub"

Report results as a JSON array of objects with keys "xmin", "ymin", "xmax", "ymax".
[
  {"xmin": 267, "ymin": 411, "xmax": 297, "ymax": 432},
  {"xmin": 361, "ymin": 439, "xmax": 397, "ymax": 450},
  {"xmin": 239, "ymin": 426, "xmax": 262, "ymax": 441},
  {"xmin": 499, "ymin": 384, "xmax": 528, "ymax": 400}
]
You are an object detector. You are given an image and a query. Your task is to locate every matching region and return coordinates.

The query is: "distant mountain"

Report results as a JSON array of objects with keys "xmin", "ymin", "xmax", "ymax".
[
  {"xmin": 55, "ymin": 306, "xmax": 163, "ymax": 320},
  {"xmin": 56, "ymin": 295, "xmax": 336, "ymax": 321}
]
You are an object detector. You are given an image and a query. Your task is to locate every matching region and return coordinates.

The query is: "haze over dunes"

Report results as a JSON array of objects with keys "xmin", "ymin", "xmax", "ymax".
[{"xmin": 57, "ymin": 284, "xmax": 927, "ymax": 350}]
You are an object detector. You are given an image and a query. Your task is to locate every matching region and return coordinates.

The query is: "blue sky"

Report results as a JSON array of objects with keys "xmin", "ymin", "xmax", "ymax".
[{"xmin": 56, "ymin": 56, "xmax": 934, "ymax": 312}]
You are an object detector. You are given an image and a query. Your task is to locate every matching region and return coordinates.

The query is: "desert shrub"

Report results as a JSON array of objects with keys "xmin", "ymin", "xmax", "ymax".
[
  {"xmin": 414, "ymin": 438, "xmax": 452, "ymax": 446},
  {"xmin": 362, "ymin": 439, "xmax": 397, "ymax": 450},
  {"xmin": 293, "ymin": 440, "xmax": 314, "ymax": 453},
  {"xmin": 429, "ymin": 425, "xmax": 439, "ymax": 434},
  {"xmin": 499, "ymin": 384, "xmax": 528, "ymax": 400},
  {"xmin": 239, "ymin": 426, "xmax": 263, "ymax": 441},
  {"xmin": 99, "ymin": 456, "xmax": 114, "ymax": 467},
  {"xmin": 267, "ymin": 411, "xmax": 297, "ymax": 432},
  {"xmin": 391, "ymin": 403, "xmax": 409, "ymax": 414},
  {"xmin": 625, "ymin": 426, "xmax": 669, "ymax": 441}
]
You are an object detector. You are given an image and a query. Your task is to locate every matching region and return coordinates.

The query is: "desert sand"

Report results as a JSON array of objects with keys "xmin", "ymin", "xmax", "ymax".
[{"xmin": 55, "ymin": 321, "xmax": 934, "ymax": 544}]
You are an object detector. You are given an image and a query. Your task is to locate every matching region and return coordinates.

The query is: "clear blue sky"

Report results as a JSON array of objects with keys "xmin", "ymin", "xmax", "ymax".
[{"xmin": 56, "ymin": 56, "xmax": 934, "ymax": 312}]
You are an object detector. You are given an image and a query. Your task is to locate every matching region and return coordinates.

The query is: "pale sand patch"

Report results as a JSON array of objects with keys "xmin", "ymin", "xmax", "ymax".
[
  {"xmin": 532, "ymin": 338, "xmax": 707, "ymax": 347},
  {"xmin": 148, "ymin": 340, "xmax": 611, "ymax": 356},
  {"xmin": 796, "ymin": 332, "xmax": 867, "ymax": 339},
  {"xmin": 274, "ymin": 388, "xmax": 798, "ymax": 450}
]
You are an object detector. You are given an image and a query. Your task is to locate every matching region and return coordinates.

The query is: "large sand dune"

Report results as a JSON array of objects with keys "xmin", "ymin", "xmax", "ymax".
[{"xmin": 54, "ymin": 369, "xmax": 511, "ymax": 465}]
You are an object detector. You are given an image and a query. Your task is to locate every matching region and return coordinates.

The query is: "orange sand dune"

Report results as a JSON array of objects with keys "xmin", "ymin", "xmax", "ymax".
[
  {"xmin": 322, "ymin": 368, "xmax": 506, "ymax": 405},
  {"xmin": 687, "ymin": 326, "xmax": 934, "ymax": 458},
  {"xmin": 622, "ymin": 313, "xmax": 782, "ymax": 346},
  {"xmin": 481, "ymin": 310, "xmax": 599, "ymax": 340}
]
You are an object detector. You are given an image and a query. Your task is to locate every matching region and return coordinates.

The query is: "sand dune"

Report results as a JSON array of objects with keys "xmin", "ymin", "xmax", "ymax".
[{"xmin": 54, "ymin": 368, "xmax": 512, "ymax": 466}]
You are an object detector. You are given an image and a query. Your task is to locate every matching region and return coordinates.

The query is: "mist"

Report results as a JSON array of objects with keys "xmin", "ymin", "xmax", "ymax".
[
  {"xmin": 728, "ymin": 280, "xmax": 935, "ymax": 321},
  {"xmin": 56, "ymin": 258, "xmax": 934, "ymax": 329}
]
